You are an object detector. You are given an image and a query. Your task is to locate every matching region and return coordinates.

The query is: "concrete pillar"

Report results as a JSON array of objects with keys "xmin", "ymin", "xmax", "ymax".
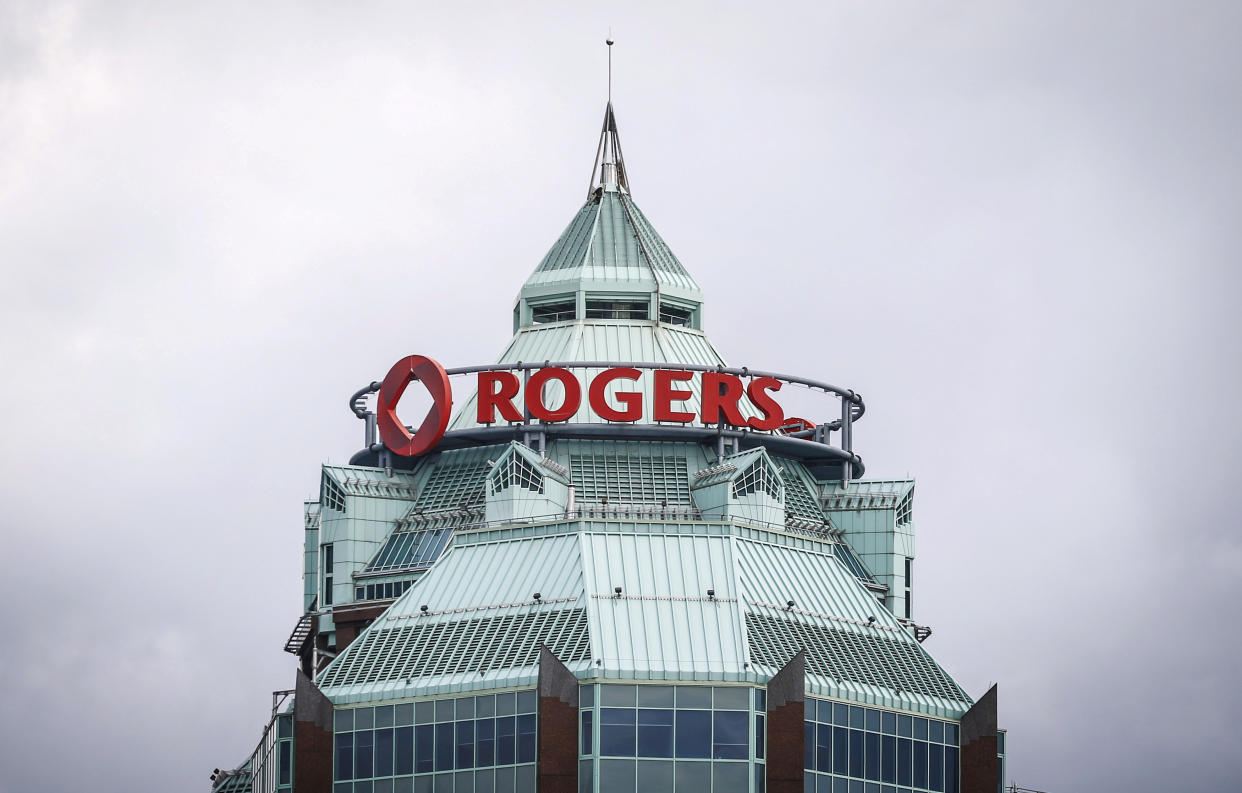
[
  {"xmin": 766, "ymin": 651, "xmax": 806, "ymax": 793},
  {"xmin": 294, "ymin": 669, "xmax": 335, "ymax": 793},
  {"xmin": 960, "ymin": 684, "xmax": 998, "ymax": 793},
  {"xmin": 537, "ymin": 646, "xmax": 579, "ymax": 793}
]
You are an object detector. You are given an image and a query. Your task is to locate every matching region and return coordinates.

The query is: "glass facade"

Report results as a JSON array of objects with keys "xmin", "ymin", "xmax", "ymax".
[
  {"xmin": 803, "ymin": 699, "xmax": 959, "ymax": 793},
  {"xmin": 333, "ymin": 691, "xmax": 537, "ymax": 793},
  {"xmin": 252, "ymin": 712, "xmax": 295, "ymax": 793},
  {"xmin": 578, "ymin": 684, "xmax": 765, "ymax": 793}
]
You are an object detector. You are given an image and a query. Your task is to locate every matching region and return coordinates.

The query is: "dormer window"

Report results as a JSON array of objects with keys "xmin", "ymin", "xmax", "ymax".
[
  {"xmin": 585, "ymin": 299, "xmax": 648, "ymax": 320},
  {"xmin": 658, "ymin": 302, "xmax": 694, "ymax": 327}
]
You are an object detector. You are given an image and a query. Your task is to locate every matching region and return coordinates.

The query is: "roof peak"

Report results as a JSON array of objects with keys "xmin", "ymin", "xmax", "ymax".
[{"xmin": 587, "ymin": 102, "xmax": 630, "ymax": 198}]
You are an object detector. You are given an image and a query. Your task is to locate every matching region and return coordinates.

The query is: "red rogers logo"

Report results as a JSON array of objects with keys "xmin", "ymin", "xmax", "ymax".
[{"xmin": 377, "ymin": 355, "xmax": 453, "ymax": 457}]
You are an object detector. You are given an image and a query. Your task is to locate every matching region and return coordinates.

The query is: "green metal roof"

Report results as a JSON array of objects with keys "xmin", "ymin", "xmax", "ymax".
[{"xmin": 317, "ymin": 521, "xmax": 971, "ymax": 718}]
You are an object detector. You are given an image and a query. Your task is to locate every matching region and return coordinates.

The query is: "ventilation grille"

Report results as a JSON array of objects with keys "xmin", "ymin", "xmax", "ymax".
[
  {"xmin": 320, "ymin": 608, "xmax": 590, "ymax": 688},
  {"xmin": 365, "ymin": 527, "xmax": 454, "ymax": 573},
  {"xmin": 733, "ymin": 459, "xmax": 782, "ymax": 500},
  {"xmin": 571, "ymin": 452, "xmax": 690, "ymax": 505},
  {"xmin": 489, "ymin": 453, "xmax": 544, "ymax": 495},
  {"xmin": 417, "ymin": 457, "xmax": 491, "ymax": 511},
  {"xmin": 322, "ymin": 473, "xmax": 347, "ymax": 513},
  {"xmin": 745, "ymin": 613, "xmax": 968, "ymax": 703}
]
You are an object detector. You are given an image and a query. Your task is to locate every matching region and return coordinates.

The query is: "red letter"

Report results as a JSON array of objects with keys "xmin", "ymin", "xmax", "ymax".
[
  {"xmin": 701, "ymin": 372, "xmax": 747, "ymax": 427},
  {"xmin": 653, "ymin": 370, "xmax": 695, "ymax": 423},
  {"xmin": 589, "ymin": 367, "xmax": 643, "ymax": 422},
  {"xmin": 477, "ymin": 371, "xmax": 523, "ymax": 423},
  {"xmin": 745, "ymin": 377, "xmax": 785, "ymax": 431},
  {"xmin": 525, "ymin": 367, "xmax": 582, "ymax": 422}
]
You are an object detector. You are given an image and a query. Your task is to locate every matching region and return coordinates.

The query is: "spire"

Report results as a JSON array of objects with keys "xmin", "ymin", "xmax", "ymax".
[{"xmin": 588, "ymin": 39, "xmax": 630, "ymax": 197}]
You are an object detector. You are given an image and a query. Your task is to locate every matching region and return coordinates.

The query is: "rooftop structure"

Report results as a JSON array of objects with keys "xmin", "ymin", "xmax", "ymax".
[{"xmin": 214, "ymin": 69, "xmax": 1003, "ymax": 793}]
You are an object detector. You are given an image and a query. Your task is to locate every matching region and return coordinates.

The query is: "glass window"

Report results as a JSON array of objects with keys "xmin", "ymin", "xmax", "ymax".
[
  {"xmin": 848, "ymin": 730, "xmax": 863, "ymax": 778},
  {"xmin": 944, "ymin": 723, "xmax": 959, "ymax": 746},
  {"xmin": 757, "ymin": 714, "xmax": 766, "ymax": 760},
  {"xmin": 805, "ymin": 723, "xmax": 815, "ymax": 769},
  {"xmin": 929, "ymin": 743, "xmax": 944, "ymax": 792},
  {"xmin": 896, "ymin": 715, "xmax": 912, "ymax": 738},
  {"xmin": 516, "ymin": 765, "xmax": 535, "ymax": 793},
  {"xmin": 755, "ymin": 689, "xmax": 767, "ymax": 711},
  {"xmin": 416, "ymin": 702, "xmax": 434, "ymax": 725},
  {"xmin": 396, "ymin": 726, "xmax": 414, "ymax": 775},
  {"xmin": 675, "ymin": 761, "xmax": 710, "ymax": 790},
  {"xmin": 435, "ymin": 700, "xmax": 455, "ymax": 723},
  {"xmin": 456, "ymin": 698, "xmax": 475, "ymax": 720},
  {"xmin": 881, "ymin": 735, "xmax": 895, "ymax": 784},
  {"xmin": 832, "ymin": 727, "xmax": 849, "ymax": 776},
  {"xmin": 713, "ymin": 761, "xmax": 749, "ymax": 791},
  {"xmin": 477, "ymin": 718, "xmax": 496, "ymax": 767},
  {"xmin": 336, "ymin": 710, "xmax": 355, "ymax": 733},
  {"xmin": 477, "ymin": 695, "xmax": 496, "ymax": 718},
  {"xmin": 913, "ymin": 740, "xmax": 928, "ymax": 789},
  {"xmin": 517, "ymin": 690, "xmax": 537, "ymax": 714},
  {"xmin": 913, "ymin": 718, "xmax": 928, "ymax": 741},
  {"xmin": 815, "ymin": 723, "xmax": 832, "ymax": 771},
  {"xmin": 416, "ymin": 724, "xmax": 435, "ymax": 773},
  {"xmin": 834, "ymin": 704, "xmax": 849, "ymax": 727},
  {"xmin": 677, "ymin": 686, "xmax": 712, "ymax": 709},
  {"xmin": 929, "ymin": 720, "xmax": 944, "ymax": 744},
  {"xmin": 532, "ymin": 300, "xmax": 576, "ymax": 324},
  {"xmin": 357, "ymin": 709, "xmax": 375, "ymax": 730},
  {"xmin": 517, "ymin": 714, "xmax": 537, "ymax": 763},
  {"xmin": 336, "ymin": 733, "xmax": 354, "ymax": 780},
  {"xmin": 714, "ymin": 687, "xmax": 750, "ymax": 711},
  {"xmin": 496, "ymin": 717, "xmax": 516, "ymax": 765},
  {"xmin": 880, "ymin": 712, "xmax": 895, "ymax": 736},
  {"xmin": 601, "ymin": 685, "xmax": 637, "ymax": 707},
  {"xmin": 713, "ymin": 712, "xmax": 748, "ymax": 759},
  {"xmin": 278, "ymin": 714, "xmax": 293, "ymax": 739},
  {"xmin": 396, "ymin": 704, "xmax": 414, "ymax": 727},
  {"xmin": 435, "ymin": 723, "xmax": 454, "ymax": 771},
  {"xmin": 997, "ymin": 730, "xmax": 1006, "ymax": 754},
  {"xmin": 864, "ymin": 732, "xmax": 880, "ymax": 780},
  {"xmin": 897, "ymin": 738, "xmax": 912, "ymax": 786},
  {"xmin": 599, "ymin": 759, "xmax": 636, "ymax": 793},
  {"xmin": 494, "ymin": 767, "xmax": 514, "ymax": 793},
  {"xmin": 865, "ymin": 709, "xmax": 880, "ymax": 732},
  {"xmin": 580, "ymin": 685, "xmax": 595, "ymax": 708},
  {"xmin": 675, "ymin": 710, "xmax": 711, "ymax": 758},
  {"xmin": 376, "ymin": 728, "xmax": 394, "ymax": 776},
  {"xmin": 496, "ymin": 693, "xmax": 516, "ymax": 717},
  {"xmin": 637, "ymin": 759, "xmax": 673, "ymax": 790},
  {"xmin": 658, "ymin": 303, "xmax": 694, "ymax": 327},
  {"xmin": 456, "ymin": 720, "xmax": 475, "ymax": 769},
  {"xmin": 600, "ymin": 708, "xmax": 636, "ymax": 756},
  {"xmin": 579, "ymin": 760, "xmax": 593, "ymax": 793},
  {"xmin": 849, "ymin": 707, "xmax": 864, "ymax": 730},
  {"xmin": 356, "ymin": 730, "xmax": 374, "ymax": 779},
  {"xmin": 585, "ymin": 299, "xmax": 648, "ymax": 320},
  {"xmin": 637, "ymin": 686, "xmax": 674, "ymax": 708},
  {"xmin": 637, "ymin": 709, "xmax": 674, "ymax": 757},
  {"xmin": 581, "ymin": 710, "xmax": 593, "ymax": 756},
  {"xmin": 945, "ymin": 746, "xmax": 959, "ymax": 792}
]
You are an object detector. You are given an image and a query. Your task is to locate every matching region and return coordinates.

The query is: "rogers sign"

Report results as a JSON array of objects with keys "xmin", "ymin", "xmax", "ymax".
[{"xmin": 377, "ymin": 357, "xmax": 791, "ymax": 457}]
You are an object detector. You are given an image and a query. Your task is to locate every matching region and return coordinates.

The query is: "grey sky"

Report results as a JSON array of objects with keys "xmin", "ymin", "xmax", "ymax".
[{"xmin": 1, "ymin": 1, "xmax": 1239, "ymax": 791}]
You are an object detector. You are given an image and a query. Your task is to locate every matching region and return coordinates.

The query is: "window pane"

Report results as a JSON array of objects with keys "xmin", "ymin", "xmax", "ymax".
[
  {"xmin": 881, "ymin": 712, "xmax": 896, "ymax": 736},
  {"xmin": 356, "ymin": 730, "xmax": 374, "ymax": 779},
  {"xmin": 714, "ymin": 687, "xmax": 750, "ymax": 711},
  {"xmin": 416, "ymin": 702, "xmax": 434, "ymax": 725},
  {"xmin": 396, "ymin": 704, "xmax": 414, "ymax": 727},
  {"xmin": 637, "ymin": 686, "xmax": 674, "ymax": 708},
  {"xmin": 944, "ymin": 746, "xmax": 959, "ymax": 792},
  {"xmin": 913, "ymin": 741, "xmax": 928, "ymax": 789},
  {"xmin": 849, "ymin": 707, "xmax": 864, "ymax": 730},
  {"xmin": 897, "ymin": 738, "xmax": 912, "ymax": 786},
  {"xmin": 601, "ymin": 708, "xmax": 636, "ymax": 756},
  {"xmin": 376, "ymin": 706, "xmax": 395, "ymax": 728},
  {"xmin": 457, "ymin": 720, "xmax": 475, "ymax": 769},
  {"xmin": 676, "ymin": 687, "xmax": 712, "ymax": 709},
  {"xmin": 416, "ymin": 725, "xmax": 435, "ymax": 773},
  {"xmin": 945, "ymin": 723, "xmax": 959, "ymax": 746},
  {"xmin": 929, "ymin": 721, "xmax": 944, "ymax": 744},
  {"xmin": 476, "ymin": 770, "xmax": 494, "ymax": 793},
  {"xmin": 929, "ymin": 744, "xmax": 944, "ymax": 792},
  {"xmin": 477, "ymin": 695, "xmax": 496, "ymax": 718},
  {"xmin": 832, "ymin": 727, "xmax": 849, "ymax": 775},
  {"xmin": 357, "ymin": 709, "xmax": 375, "ymax": 730},
  {"xmin": 435, "ymin": 700, "xmax": 455, "ymax": 723},
  {"xmin": 637, "ymin": 759, "xmax": 673, "ymax": 790},
  {"xmin": 496, "ymin": 717, "xmax": 516, "ymax": 765},
  {"xmin": 515, "ymin": 765, "xmax": 535, "ymax": 793},
  {"xmin": 395, "ymin": 726, "xmax": 414, "ymax": 775},
  {"xmin": 517, "ymin": 690, "xmax": 537, "ymax": 715},
  {"xmin": 598, "ymin": 759, "xmax": 636, "ymax": 793},
  {"xmin": 278, "ymin": 714, "xmax": 293, "ymax": 739},
  {"xmin": 864, "ymin": 732, "xmax": 880, "ymax": 781},
  {"xmin": 815, "ymin": 723, "xmax": 831, "ymax": 771},
  {"xmin": 456, "ymin": 698, "xmax": 475, "ymax": 720},
  {"xmin": 496, "ymin": 693, "xmax": 516, "ymax": 717},
  {"xmin": 435, "ymin": 723, "xmax": 454, "ymax": 771},
  {"xmin": 865, "ymin": 709, "xmax": 880, "ymax": 732},
  {"xmin": 637, "ymin": 709, "xmax": 674, "ymax": 758},
  {"xmin": 477, "ymin": 718, "xmax": 496, "ymax": 768},
  {"xmin": 580, "ymin": 686, "xmax": 594, "ymax": 708},
  {"xmin": 601, "ymin": 685, "xmax": 637, "ymax": 707},
  {"xmin": 913, "ymin": 718, "xmax": 928, "ymax": 741},
  {"xmin": 881, "ymin": 735, "xmax": 895, "ymax": 784},
  {"xmin": 336, "ymin": 710, "xmax": 355, "ymax": 733},
  {"xmin": 834, "ymin": 704, "xmax": 849, "ymax": 727},
  {"xmin": 848, "ymin": 729, "xmax": 863, "ymax": 778},
  {"xmin": 757, "ymin": 714, "xmax": 766, "ymax": 760},
  {"xmin": 713, "ymin": 712, "xmax": 748, "ymax": 760},
  {"xmin": 675, "ymin": 711, "xmax": 711, "ymax": 758},
  {"xmin": 336, "ymin": 733, "xmax": 354, "ymax": 780},
  {"xmin": 897, "ymin": 715, "xmax": 912, "ymax": 738},
  {"xmin": 674, "ymin": 761, "xmax": 710, "ymax": 790},
  {"xmin": 517, "ymin": 714, "xmax": 537, "ymax": 763},
  {"xmin": 579, "ymin": 760, "xmax": 593, "ymax": 793},
  {"xmin": 376, "ymin": 728, "xmax": 394, "ymax": 777},
  {"xmin": 581, "ymin": 711, "xmax": 593, "ymax": 756},
  {"xmin": 804, "ymin": 722, "xmax": 815, "ymax": 770},
  {"xmin": 713, "ymin": 761, "xmax": 749, "ymax": 792}
]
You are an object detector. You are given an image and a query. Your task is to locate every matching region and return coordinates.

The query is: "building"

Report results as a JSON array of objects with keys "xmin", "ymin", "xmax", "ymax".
[{"xmin": 212, "ymin": 99, "xmax": 1005, "ymax": 793}]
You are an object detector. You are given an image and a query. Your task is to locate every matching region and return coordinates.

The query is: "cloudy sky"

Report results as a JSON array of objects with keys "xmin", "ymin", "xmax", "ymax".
[{"xmin": 2, "ymin": 1, "xmax": 1239, "ymax": 791}]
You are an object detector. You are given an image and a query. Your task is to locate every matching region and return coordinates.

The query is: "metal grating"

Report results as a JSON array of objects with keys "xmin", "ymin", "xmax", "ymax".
[
  {"xmin": 417, "ymin": 454, "xmax": 491, "ymax": 511},
  {"xmin": 570, "ymin": 451, "xmax": 691, "ymax": 505},
  {"xmin": 321, "ymin": 473, "xmax": 347, "ymax": 513},
  {"xmin": 319, "ymin": 608, "xmax": 591, "ymax": 688},
  {"xmin": 489, "ymin": 453, "xmax": 544, "ymax": 495},
  {"xmin": 777, "ymin": 460, "xmax": 825, "ymax": 522},
  {"xmin": 733, "ymin": 458, "xmax": 782, "ymax": 500},
  {"xmin": 365, "ymin": 527, "xmax": 454, "ymax": 573},
  {"xmin": 745, "ymin": 613, "xmax": 969, "ymax": 703}
]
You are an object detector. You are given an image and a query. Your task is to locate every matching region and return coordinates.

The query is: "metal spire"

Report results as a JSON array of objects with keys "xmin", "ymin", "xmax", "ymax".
[{"xmin": 588, "ymin": 36, "xmax": 630, "ymax": 198}]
